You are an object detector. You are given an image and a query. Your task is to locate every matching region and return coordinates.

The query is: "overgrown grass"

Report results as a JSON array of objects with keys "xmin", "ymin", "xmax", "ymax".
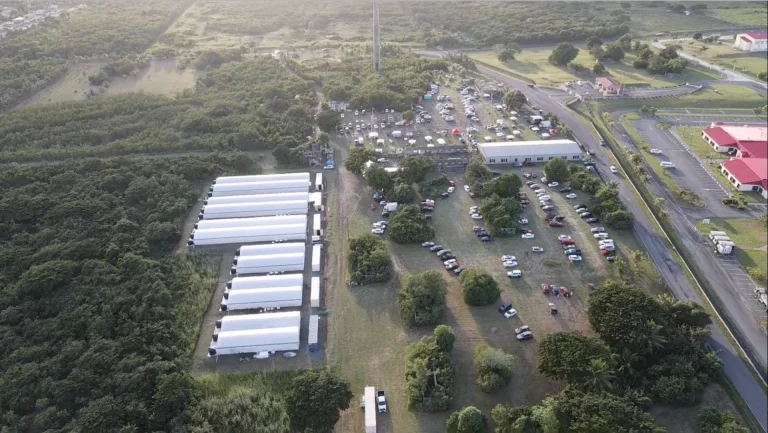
[
  {"xmin": 597, "ymin": 85, "xmax": 768, "ymax": 111},
  {"xmin": 714, "ymin": 7, "xmax": 768, "ymax": 26}
]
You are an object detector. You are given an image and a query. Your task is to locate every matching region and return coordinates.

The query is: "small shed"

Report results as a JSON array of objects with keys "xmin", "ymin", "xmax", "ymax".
[
  {"xmin": 436, "ymin": 138, "xmax": 446, "ymax": 145},
  {"xmin": 424, "ymin": 135, "xmax": 433, "ymax": 143}
]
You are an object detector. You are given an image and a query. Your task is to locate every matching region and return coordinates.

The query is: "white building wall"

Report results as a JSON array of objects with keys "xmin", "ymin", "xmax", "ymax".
[
  {"xmin": 226, "ymin": 274, "xmax": 304, "ymax": 290},
  {"xmin": 208, "ymin": 326, "xmax": 300, "ymax": 355},
  {"xmin": 721, "ymin": 165, "xmax": 768, "ymax": 198},
  {"xmin": 215, "ymin": 311, "xmax": 301, "ymax": 333}
]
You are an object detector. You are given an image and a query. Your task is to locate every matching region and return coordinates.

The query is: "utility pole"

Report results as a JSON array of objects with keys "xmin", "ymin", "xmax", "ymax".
[{"xmin": 372, "ymin": 0, "xmax": 381, "ymax": 72}]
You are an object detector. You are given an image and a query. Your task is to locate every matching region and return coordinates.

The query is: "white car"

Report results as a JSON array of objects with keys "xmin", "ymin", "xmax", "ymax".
[
  {"xmin": 650, "ymin": 149, "xmax": 663, "ymax": 154},
  {"xmin": 565, "ymin": 193, "xmax": 577, "ymax": 199},
  {"xmin": 469, "ymin": 206, "xmax": 479, "ymax": 212},
  {"xmin": 503, "ymin": 261, "xmax": 518, "ymax": 268},
  {"xmin": 508, "ymin": 270, "xmax": 522, "ymax": 278},
  {"xmin": 538, "ymin": 195, "xmax": 551, "ymax": 201},
  {"xmin": 660, "ymin": 161, "xmax": 676, "ymax": 168},
  {"xmin": 447, "ymin": 187, "xmax": 455, "ymax": 193},
  {"xmin": 340, "ymin": 113, "xmax": 345, "ymax": 118},
  {"xmin": 522, "ymin": 233, "xmax": 535, "ymax": 239},
  {"xmin": 422, "ymin": 241, "xmax": 435, "ymax": 247},
  {"xmin": 568, "ymin": 255, "xmax": 583, "ymax": 261},
  {"xmin": 444, "ymin": 259, "xmax": 457, "ymax": 265},
  {"xmin": 591, "ymin": 227, "xmax": 606, "ymax": 233},
  {"xmin": 323, "ymin": 165, "xmax": 334, "ymax": 170},
  {"xmin": 594, "ymin": 233, "xmax": 609, "ymax": 239},
  {"xmin": 548, "ymin": 182, "xmax": 559, "ymax": 187},
  {"xmin": 534, "ymin": 189, "xmax": 546, "ymax": 194},
  {"xmin": 610, "ymin": 165, "xmax": 618, "ymax": 174},
  {"xmin": 471, "ymin": 214, "xmax": 483, "ymax": 220},
  {"xmin": 558, "ymin": 235, "xmax": 572, "ymax": 241},
  {"xmin": 519, "ymin": 218, "xmax": 528, "ymax": 224},
  {"xmin": 464, "ymin": 185, "xmax": 471, "ymax": 192},
  {"xmin": 371, "ymin": 228, "xmax": 385, "ymax": 234},
  {"xmin": 501, "ymin": 255, "xmax": 517, "ymax": 262},
  {"xmin": 504, "ymin": 309, "xmax": 518, "ymax": 318},
  {"xmin": 531, "ymin": 246, "xmax": 545, "ymax": 252},
  {"xmin": 377, "ymin": 158, "xmax": 389, "ymax": 163},
  {"xmin": 355, "ymin": 110, "xmax": 359, "ymax": 115}
]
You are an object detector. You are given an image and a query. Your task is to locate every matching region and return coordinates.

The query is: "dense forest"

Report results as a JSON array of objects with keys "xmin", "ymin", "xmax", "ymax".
[
  {"xmin": 0, "ymin": 57, "xmax": 316, "ymax": 162},
  {"xmin": 0, "ymin": 154, "xmax": 256, "ymax": 431}
]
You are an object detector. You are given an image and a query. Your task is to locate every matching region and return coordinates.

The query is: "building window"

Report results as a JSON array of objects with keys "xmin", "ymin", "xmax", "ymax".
[
  {"xmin": 525, "ymin": 158, "xmax": 531, "ymax": 161},
  {"xmin": 514, "ymin": 158, "xmax": 518, "ymax": 162},
  {"xmin": 536, "ymin": 157, "xmax": 544, "ymax": 161},
  {"xmin": 548, "ymin": 157, "xmax": 554, "ymax": 160},
  {"xmin": 573, "ymin": 155, "xmax": 580, "ymax": 159},
  {"xmin": 752, "ymin": 186, "xmax": 759, "ymax": 191},
  {"xmin": 501, "ymin": 158, "xmax": 508, "ymax": 163},
  {"xmin": 489, "ymin": 158, "xmax": 496, "ymax": 163}
]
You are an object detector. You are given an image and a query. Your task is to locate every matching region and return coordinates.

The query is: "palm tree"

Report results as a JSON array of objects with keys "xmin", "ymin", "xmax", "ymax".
[
  {"xmin": 642, "ymin": 320, "xmax": 668, "ymax": 354},
  {"xmin": 582, "ymin": 359, "xmax": 615, "ymax": 392},
  {"xmin": 614, "ymin": 348, "xmax": 641, "ymax": 380},
  {"xmin": 631, "ymin": 250, "xmax": 646, "ymax": 263}
]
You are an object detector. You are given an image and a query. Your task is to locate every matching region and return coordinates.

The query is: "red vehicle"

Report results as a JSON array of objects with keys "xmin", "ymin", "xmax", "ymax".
[
  {"xmin": 549, "ymin": 221, "xmax": 564, "ymax": 227},
  {"xmin": 540, "ymin": 283, "xmax": 550, "ymax": 295},
  {"xmin": 601, "ymin": 249, "xmax": 612, "ymax": 255},
  {"xmin": 370, "ymin": 203, "xmax": 376, "ymax": 211},
  {"xmin": 560, "ymin": 287, "xmax": 571, "ymax": 297},
  {"xmin": 560, "ymin": 239, "xmax": 575, "ymax": 246},
  {"xmin": 448, "ymin": 180, "xmax": 455, "ymax": 186}
]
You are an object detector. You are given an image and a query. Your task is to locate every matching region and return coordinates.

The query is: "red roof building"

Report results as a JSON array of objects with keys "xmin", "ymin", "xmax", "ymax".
[
  {"xmin": 595, "ymin": 77, "xmax": 621, "ymax": 95},
  {"xmin": 733, "ymin": 32, "xmax": 768, "ymax": 52},
  {"xmin": 704, "ymin": 124, "xmax": 768, "ymax": 199}
]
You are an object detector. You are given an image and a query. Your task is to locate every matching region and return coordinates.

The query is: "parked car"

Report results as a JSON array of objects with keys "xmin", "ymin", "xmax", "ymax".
[
  {"xmin": 480, "ymin": 236, "xmax": 494, "ymax": 243},
  {"xmin": 549, "ymin": 303, "xmax": 558, "ymax": 314},
  {"xmin": 559, "ymin": 187, "xmax": 572, "ymax": 192},
  {"xmin": 574, "ymin": 203, "xmax": 587, "ymax": 209},
  {"xmin": 650, "ymin": 148, "xmax": 663, "ymax": 154},
  {"xmin": 541, "ymin": 205, "xmax": 554, "ymax": 211},
  {"xmin": 507, "ymin": 270, "xmax": 522, "ymax": 278},
  {"xmin": 371, "ymin": 228, "xmax": 385, "ymax": 234},
  {"xmin": 558, "ymin": 235, "xmax": 571, "ymax": 241},
  {"xmin": 515, "ymin": 325, "xmax": 530, "ymax": 334},
  {"xmin": 540, "ymin": 283, "xmax": 551, "ymax": 294},
  {"xmin": 501, "ymin": 255, "xmax": 516, "ymax": 262},
  {"xmin": 565, "ymin": 193, "xmax": 578, "ymax": 199},
  {"xmin": 610, "ymin": 165, "xmax": 618, "ymax": 173},
  {"xmin": 421, "ymin": 241, "xmax": 435, "ymax": 247},
  {"xmin": 553, "ymin": 215, "xmax": 565, "ymax": 221},
  {"xmin": 585, "ymin": 217, "xmax": 599, "ymax": 223},
  {"xmin": 472, "ymin": 226, "xmax": 484, "ymax": 232},
  {"xmin": 660, "ymin": 161, "xmax": 676, "ymax": 168},
  {"xmin": 443, "ymin": 259, "xmax": 457, "ymax": 266},
  {"xmin": 594, "ymin": 233, "xmax": 609, "ymax": 239},
  {"xmin": 568, "ymin": 255, "xmax": 583, "ymax": 261},
  {"xmin": 436, "ymin": 249, "xmax": 451, "ymax": 256},
  {"xmin": 470, "ymin": 214, "xmax": 483, "ymax": 219},
  {"xmin": 564, "ymin": 248, "xmax": 582, "ymax": 255},
  {"xmin": 580, "ymin": 212, "xmax": 592, "ymax": 218},
  {"xmin": 504, "ymin": 309, "xmax": 518, "ymax": 318},
  {"xmin": 590, "ymin": 227, "xmax": 606, "ymax": 233},
  {"xmin": 532, "ymin": 246, "xmax": 545, "ymax": 253},
  {"xmin": 440, "ymin": 192, "xmax": 449, "ymax": 198},
  {"xmin": 453, "ymin": 267, "xmax": 466, "ymax": 275},
  {"xmin": 519, "ymin": 218, "xmax": 529, "ymax": 224},
  {"xmin": 547, "ymin": 182, "xmax": 559, "ymax": 187},
  {"xmin": 447, "ymin": 187, "xmax": 455, "ymax": 193},
  {"xmin": 549, "ymin": 221, "xmax": 564, "ymax": 227},
  {"xmin": 522, "ymin": 233, "xmax": 535, "ymax": 239},
  {"xmin": 429, "ymin": 245, "xmax": 443, "ymax": 252},
  {"xmin": 499, "ymin": 303, "xmax": 513, "ymax": 313},
  {"xmin": 502, "ymin": 261, "xmax": 518, "ymax": 268},
  {"xmin": 516, "ymin": 331, "xmax": 533, "ymax": 341},
  {"xmin": 381, "ymin": 211, "xmax": 390, "ymax": 218},
  {"xmin": 464, "ymin": 185, "xmax": 471, "ymax": 192}
]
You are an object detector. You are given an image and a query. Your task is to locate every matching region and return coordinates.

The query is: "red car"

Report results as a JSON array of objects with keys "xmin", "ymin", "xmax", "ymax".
[
  {"xmin": 561, "ymin": 287, "xmax": 571, "ymax": 297},
  {"xmin": 560, "ymin": 239, "xmax": 575, "ymax": 246},
  {"xmin": 448, "ymin": 180, "xmax": 455, "ymax": 186},
  {"xmin": 540, "ymin": 283, "xmax": 550, "ymax": 295},
  {"xmin": 549, "ymin": 221, "xmax": 564, "ymax": 227},
  {"xmin": 370, "ymin": 203, "xmax": 376, "ymax": 210}
]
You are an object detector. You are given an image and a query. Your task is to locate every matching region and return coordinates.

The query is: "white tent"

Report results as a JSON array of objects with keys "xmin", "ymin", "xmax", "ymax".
[
  {"xmin": 189, "ymin": 224, "xmax": 307, "ymax": 246},
  {"xmin": 231, "ymin": 252, "xmax": 305, "ymax": 275},
  {"xmin": 436, "ymin": 138, "xmax": 446, "ymax": 145},
  {"xmin": 213, "ymin": 172, "xmax": 310, "ymax": 185},
  {"xmin": 424, "ymin": 136, "xmax": 433, "ymax": 142},
  {"xmin": 221, "ymin": 287, "xmax": 303, "ymax": 311},
  {"xmin": 311, "ymin": 276, "xmax": 321, "ymax": 308},
  {"xmin": 208, "ymin": 326, "xmax": 300, "ymax": 355},
  {"xmin": 408, "ymin": 139, "xmax": 417, "ymax": 145},
  {"xmin": 226, "ymin": 274, "xmax": 304, "ymax": 290},
  {"xmin": 368, "ymin": 132, "xmax": 379, "ymax": 139},
  {"xmin": 209, "ymin": 179, "xmax": 309, "ymax": 197},
  {"xmin": 199, "ymin": 200, "xmax": 308, "ymax": 219},
  {"xmin": 236, "ymin": 242, "xmax": 305, "ymax": 257},
  {"xmin": 195, "ymin": 215, "xmax": 307, "ymax": 230},
  {"xmin": 215, "ymin": 311, "xmax": 301, "ymax": 333},
  {"xmin": 204, "ymin": 192, "xmax": 309, "ymax": 206}
]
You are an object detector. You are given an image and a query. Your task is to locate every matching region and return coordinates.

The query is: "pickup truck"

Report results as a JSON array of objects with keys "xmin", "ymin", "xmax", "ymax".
[{"xmin": 377, "ymin": 390, "xmax": 388, "ymax": 413}]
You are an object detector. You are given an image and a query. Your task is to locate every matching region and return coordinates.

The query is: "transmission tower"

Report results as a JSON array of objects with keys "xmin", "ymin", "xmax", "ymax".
[{"xmin": 372, "ymin": 1, "xmax": 381, "ymax": 72}]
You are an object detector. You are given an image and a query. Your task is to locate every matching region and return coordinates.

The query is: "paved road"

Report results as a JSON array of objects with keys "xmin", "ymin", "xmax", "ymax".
[{"xmin": 418, "ymin": 50, "xmax": 768, "ymax": 431}]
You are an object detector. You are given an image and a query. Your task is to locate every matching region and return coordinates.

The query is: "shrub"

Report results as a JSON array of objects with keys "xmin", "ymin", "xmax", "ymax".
[
  {"xmin": 397, "ymin": 271, "xmax": 447, "ymax": 326},
  {"xmin": 474, "ymin": 344, "xmax": 515, "ymax": 393},
  {"xmin": 459, "ymin": 269, "xmax": 500, "ymax": 306}
]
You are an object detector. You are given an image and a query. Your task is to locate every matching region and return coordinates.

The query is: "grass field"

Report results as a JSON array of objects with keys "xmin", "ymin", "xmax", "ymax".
[
  {"xmin": 714, "ymin": 7, "xmax": 768, "ymax": 26},
  {"xmin": 470, "ymin": 48, "xmax": 719, "ymax": 87},
  {"xmin": 696, "ymin": 218, "xmax": 768, "ymax": 283},
  {"xmin": 679, "ymin": 41, "xmax": 768, "ymax": 78},
  {"xmin": 597, "ymin": 84, "xmax": 768, "ymax": 111},
  {"xmin": 676, "ymin": 127, "xmax": 729, "ymax": 159},
  {"xmin": 627, "ymin": 9, "xmax": 736, "ymax": 33}
]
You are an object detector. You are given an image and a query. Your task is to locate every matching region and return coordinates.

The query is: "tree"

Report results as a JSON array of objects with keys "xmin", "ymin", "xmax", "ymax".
[
  {"xmin": 585, "ymin": 35, "xmax": 603, "ymax": 49},
  {"xmin": 659, "ymin": 45, "xmax": 680, "ymax": 60},
  {"xmin": 543, "ymin": 158, "xmax": 570, "ymax": 183},
  {"xmin": 434, "ymin": 325, "xmax": 456, "ymax": 352},
  {"xmin": 633, "ymin": 58, "xmax": 649, "ymax": 69},
  {"xmin": 632, "ymin": 40, "xmax": 641, "ymax": 51},
  {"xmin": 484, "ymin": 173, "xmax": 522, "ymax": 198},
  {"xmin": 191, "ymin": 390, "xmax": 289, "ymax": 433},
  {"xmin": 592, "ymin": 63, "xmax": 606, "ymax": 75},
  {"xmin": 285, "ymin": 370, "xmax": 352, "ymax": 433},
  {"xmin": 582, "ymin": 358, "xmax": 616, "ymax": 392},
  {"xmin": 447, "ymin": 406, "xmax": 489, "ymax": 433},
  {"xmin": 618, "ymin": 33, "xmax": 632, "ymax": 51},
  {"xmin": 474, "ymin": 344, "xmax": 515, "ymax": 393},
  {"xmin": 480, "ymin": 194, "xmax": 522, "ymax": 236},
  {"xmin": 638, "ymin": 47, "xmax": 654, "ymax": 60},
  {"xmin": 399, "ymin": 155, "xmax": 436, "ymax": 183},
  {"xmin": 548, "ymin": 43, "xmax": 579, "ymax": 66},
  {"xmin": 389, "ymin": 205, "xmax": 435, "ymax": 244},
  {"xmin": 758, "ymin": 71, "xmax": 767, "ymax": 82},
  {"xmin": 498, "ymin": 49, "xmax": 516, "ymax": 62},
  {"xmin": 388, "ymin": 182, "xmax": 414, "ymax": 203},
  {"xmin": 605, "ymin": 43, "xmax": 625, "ymax": 62},
  {"xmin": 402, "ymin": 110, "xmax": 415, "ymax": 122},
  {"xmin": 502, "ymin": 90, "xmax": 527, "ymax": 110},
  {"xmin": 641, "ymin": 105, "xmax": 650, "ymax": 114},
  {"xmin": 345, "ymin": 148, "xmax": 376, "ymax": 174},
  {"xmin": 692, "ymin": 32, "xmax": 703, "ymax": 41},
  {"xmin": 365, "ymin": 165, "xmax": 393, "ymax": 192},
  {"xmin": 459, "ymin": 269, "xmax": 499, "ymax": 306},
  {"xmin": 398, "ymin": 271, "xmax": 447, "ymax": 326},
  {"xmin": 537, "ymin": 332, "xmax": 614, "ymax": 386},
  {"xmin": 604, "ymin": 209, "xmax": 633, "ymax": 228},
  {"xmin": 316, "ymin": 109, "xmax": 341, "ymax": 133},
  {"xmin": 347, "ymin": 234, "xmax": 391, "ymax": 285},
  {"xmin": 697, "ymin": 406, "xmax": 749, "ymax": 433},
  {"xmin": 405, "ymin": 336, "xmax": 456, "ymax": 411}
]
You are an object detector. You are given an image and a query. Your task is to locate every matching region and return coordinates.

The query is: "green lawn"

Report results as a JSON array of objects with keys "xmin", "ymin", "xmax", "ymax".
[
  {"xmin": 679, "ymin": 41, "xmax": 768, "ymax": 78},
  {"xmin": 676, "ymin": 127, "xmax": 728, "ymax": 159},
  {"xmin": 470, "ymin": 48, "xmax": 718, "ymax": 87},
  {"xmin": 714, "ymin": 8, "xmax": 768, "ymax": 26},
  {"xmin": 695, "ymin": 218, "xmax": 768, "ymax": 282},
  {"xmin": 597, "ymin": 84, "xmax": 768, "ymax": 111}
]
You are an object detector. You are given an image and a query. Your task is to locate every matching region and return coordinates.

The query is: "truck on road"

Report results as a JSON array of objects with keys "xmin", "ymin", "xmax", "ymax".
[{"xmin": 377, "ymin": 390, "xmax": 388, "ymax": 413}]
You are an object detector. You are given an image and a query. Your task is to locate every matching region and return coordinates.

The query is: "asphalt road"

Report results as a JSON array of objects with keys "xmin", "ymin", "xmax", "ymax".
[{"xmin": 418, "ymin": 51, "xmax": 768, "ymax": 431}]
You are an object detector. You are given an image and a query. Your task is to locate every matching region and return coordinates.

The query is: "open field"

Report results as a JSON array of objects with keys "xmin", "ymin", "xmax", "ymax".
[
  {"xmin": 470, "ymin": 48, "xmax": 719, "ymax": 87},
  {"xmin": 15, "ymin": 59, "xmax": 199, "ymax": 109},
  {"xmin": 596, "ymin": 84, "xmax": 768, "ymax": 111},
  {"xmin": 676, "ymin": 127, "xmax": 729, "ymax": 159},
  {"xmin": 714, "ymin": 7, "xmax": 768, "ymax": 26},
  {"xmin": 696, "ymin": 218, "xmax": 768, "ymax": 282},
  {"xmin": 679, "ymin": 41, "xmax": 768, "ymax": 78},
  {"xmin": 627, "ymin": 9, "xmax": 738, "ymax": 33}
]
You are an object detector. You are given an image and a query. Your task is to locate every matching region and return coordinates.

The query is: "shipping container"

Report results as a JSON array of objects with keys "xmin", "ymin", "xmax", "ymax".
[
  {"xmin": 313, "ymin": 213, "xmax": 323, "ymax": 236},
  {"xmin": 236, "ymin": 242, "xmax": 306, "ymax": 257},
  {"xmin": 226, "ymin": 274, "xmax": 304, "ymax": 290},
  {"xmin": 308, "ymin": 314, "xmax": 320, "ymax": 351},
  {"xmin": 221, "ymin": 287, "xmax": 302, "ymax": 311},
  {"xmin": 309, "ymin": 192, "xmax": 323, "ymax": 210},
  {"xmin": 204, "ymin": 192, "xmax": 309, "ymax": 206},
  {"xmin": 199, "ymin": 201, "xmax": 308, "ymax": 219},
  {"xmin": 213, "ymin": 172, "xmax": 310, "ymax": 185},
  {"xmin": 364, "ymin": 386, "xmax": 377, "ymax": 433},
  {"xmin": 316, "ymin": 173, "xmax": 324, "ymax": 191},
  {"xmin": 195, "ymin": 215, "xmax": 307, "ymax": 230},
  {"xmin": 312, "ymin": 244, "xmax": 322, "ymax": 272},
  {"xmin": 310, "ymin": 276, "xmax": 321, "ymax": 308},
  {"xmin": 188, "ymin": 224, "xmax": 307, "ymax": 246},
  {"xmin": 215, "ymin": 311, "xmax": 301, "ymax": 333},
  {"xmin": 230, "ymin": 252, "xmax": 305, "ymax": 275},
  {"xmin": 208, "ymin": 326, "xmax": 300, "ymax": 355},
  {"xmin": 209, "ymin": 179, "xmax": 309, "ymax": 197}
]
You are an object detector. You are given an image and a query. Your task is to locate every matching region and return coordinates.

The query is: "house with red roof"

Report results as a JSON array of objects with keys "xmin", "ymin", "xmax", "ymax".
[
  {"xmin": 595, "ymin": 77, "xmax": 621, "ymax": 95},
  {"xmin": 701, "ymin": 123, "xmax": 768, "ymax": 199},
  {"xmin": 733, "ymin": 31, "xmax": 767, "ymax": 52}
]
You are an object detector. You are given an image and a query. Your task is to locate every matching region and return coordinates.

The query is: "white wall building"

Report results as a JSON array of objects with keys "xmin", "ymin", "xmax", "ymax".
[
  {"xmin": 215, "ymin": 311, "xmax": 300, "ymax": 333},
  {"xmin": 213, "ymin": 172, "xmax": 310, "ymax": 185},
  {"xmin": 226, "ymin": 273, "xmax": 304, "ymax": 290},
  {"xmin": 208, "ymin": 326, "xmax": 300, "ymax": 355},
  {"xmin": 477, "ymin": 140, "xmax": 582, "ymax": 165},
  {"xmin": 188, "ymin": 224, "xmax": 307, "ymax": 246},
  {"xmin": 235, "ymin": 242, "xmax": 306, "ymax": 257},
  {"xmin": 221, "ymin": 287, "xmax": 303, "ymax": 311},
  {"xmin": 733, "ymin": 32, "xmax": 768, "ymax": 52},
  {"xmin": 204, "ymin": 192, "xmax": 309, "ymax": 206},
  {"xmin": 310, "ymin": 276, "xmax": 321, "ymax": 308},
  {"xmin": 195, "ymin": 215, "xmax": 307, "ymax": 230},
  {"xmin": 199, "ymin": 201, "xmax": 309, "ymax": 219},
  {"xmin": 208, "ymin": 179, "xmax": 309, "ymax": 197},
  {"xmin": 230, "ymin": 252, "xmax": 306, "ymax": 275},
  {"xmin": 312, "ymin": 244, "xmax": 322, "ymax": 272}
]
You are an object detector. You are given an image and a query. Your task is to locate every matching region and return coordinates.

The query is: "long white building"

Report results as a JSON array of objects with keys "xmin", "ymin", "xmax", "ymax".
[
  {"xmin": 188, "ymin": 224, "xmax": 307, "ymax": 246},
  {"xmin": 213, "ymin": 172, "xmax": 310, "ymax": 185},
  {"xmin": 477, "ymin": 140, "xmax": 582, "ymax": 165},
  {"xmin": 208, "ymin": 179, "xmax": 309, "ymax": 197},
  {"xmin": 204, "ymin": 192, "xmax": 309, "ymax": 206},
  {"xmin": 208, "ymin": 326, "xmax": 300, "ymax": 355},
  {"xmin": 230, "ymin": 252, "xmax": 306, "ymax": 275},
  {"xmin": 236, "ymin": 242, "xmax": 306, "ymax": 257},
  {"xmin": 195, "ymin": 215, "xmax": 307, "ymax": 230},
  {"xmin": 221, "ymin": 287, "xmax": 303, "ymax": 311},
  {"xmin": 226, "ymin": 273, "xmax": 304, "ymax": 290},
  {"xmin": 215, "ymin": 311, "xmax": 301, "ymax": 333},
  {"xmin": 199, "ymin": 201, "xmax": 308, "ymax": 219}
]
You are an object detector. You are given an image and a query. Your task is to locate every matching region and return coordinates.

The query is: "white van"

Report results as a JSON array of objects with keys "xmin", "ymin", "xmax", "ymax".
[
  {"xmin": 660, "ymin": 161, "xmax": 676, "ymax": 168},
  {"xmin": 610, "ymin": 166, "xmax": 618, "ymax": 174}
]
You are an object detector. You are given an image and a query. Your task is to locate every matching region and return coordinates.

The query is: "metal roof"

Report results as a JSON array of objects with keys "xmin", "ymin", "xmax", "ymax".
[{"xmin": 478, "ymin": 140, "xmax": 581, "ymax": 158}]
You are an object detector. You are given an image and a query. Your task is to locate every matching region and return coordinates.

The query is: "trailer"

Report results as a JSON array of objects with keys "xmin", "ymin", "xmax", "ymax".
[
  {"xmin": 215, "ymin": 311, "xmax": 301, "ymax": 333},
  {"xmin": 226, "ymin": 274, "xmax": 304, "ymax": 290},
  {"xmin": 309, "ymin": 192, "xmax": 323, "ymax": 211},
  {"xmin": 235, "ymin": 242, "xmax": 306, "ymax": 257},
  {"xmin": 364, "ymin": 386, "xmax": 377, "ymax": 433},
  {"xmin": 213, "ymin": 172, "xmax": 310, "ymax": 185},
  {"xmin": 195, "ymin": 215, "xmax": 307, "ymax": 230},
  {"xmin": 311, "ymin": 276, "xmax": 321, "ymax": 308},
  {"xmin": 716, "ymin": 242, "xmax": 735, "ymax": 255},
  {"xmin": 230, "ymin": 252, "xmax": 305, "ymax": 275},
  {"xmin": 312, "ymin": 244, "xmax": 322, "ymax": 272},
  {"xmin": 209, "ymin": 179, "xmax": 309, "ymax": 197},
  {"xmin": 204, "ymin": 192, "xmax": 309, "ymax": 206},
  {"xmin": 221, "ymin": 287, "xmax": 303, "ymax": 311},
  {"xmin": 711, "ymin": 235, "xmax": 732, "ymax": 244},
  {"xmin": 308, "ymin": 314, "xmax": 319, "ymax": 351},
  {"xmin": 208, "ymin": 326, "xmax": 300, "ymax": 356},
  {"xmin": 709, "ymin": 231, "xmax": 728, "ymax": 238},
  {"xmin": 316, "ymin": 173, "xmax": 324, "ymax": 191},
  {"xmin": 199, "ymin": 201, "xmax": 309, "ymax": 219},
  {"xmin": 188, "ymin": 224, "xmax": 307, "ymax": 246},
  {"xmin": 313, "ymin": 213, "xmax": 323, "ymax": 236}
]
